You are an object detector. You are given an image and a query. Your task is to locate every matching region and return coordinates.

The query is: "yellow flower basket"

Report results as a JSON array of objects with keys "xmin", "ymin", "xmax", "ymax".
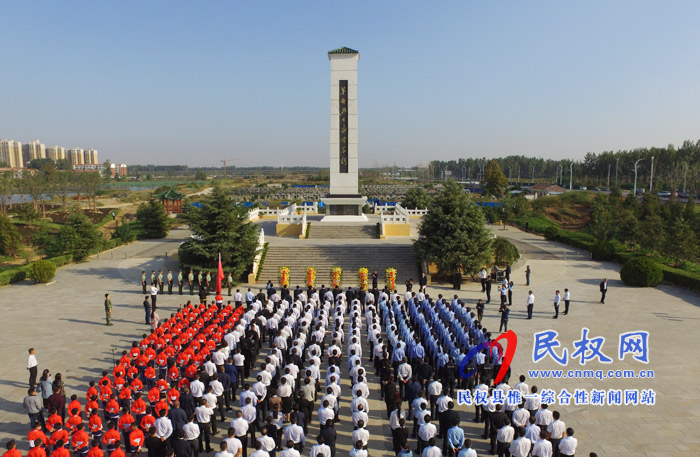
[
  {"xmin": 386, "ymin": 267, "xmax": 397, "ymax": 291},
  {"xmin": 331, "ymin": 267, "xmax": 342, "ymax": 288},
  {"xmin": 358, "ymin": 267, "xmax": 369, "ymax": 290},
  {"xmin": 279, "ymin": 266, "xmax": 290, "ymax": 288}
]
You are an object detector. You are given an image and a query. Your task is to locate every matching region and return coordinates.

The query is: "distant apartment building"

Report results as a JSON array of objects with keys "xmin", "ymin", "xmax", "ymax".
[
  {"xmin": 0, "ymin": 139, "xmax": 24, "ymax": 168},
  {"xmin": 109, "ymin": 163, "xmax": 127, "ymax": 177},
  {"xmin": 22, "ymin": 139, "xmax": 46, "ymax": 163},
  {"xmin": 83, "ymin": 148, "xmax": 99, "ymax": 165},
  {"xmin": 46, "ymin": 145, "xmax": 67, "ymax": 161},
  {"xmin": 68, "ymin": 148, "xmax": 84, "ymax": 165}
]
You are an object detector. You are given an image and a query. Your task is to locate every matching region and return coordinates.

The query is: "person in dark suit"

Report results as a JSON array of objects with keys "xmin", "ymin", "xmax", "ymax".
[
  {"xmin": 392, "ymin": 418, "xmax": 410, "ymax": 454},
  {"xmin": 419, "ymin": 273, "xmax": 428, "ymax": 292},
  {"xmin": 372, "ymin": 270, "xmax": 379, "ymax": 290},
  {"xmin": 600, "ymin": 278, "xmax": 607, "ymax": 303},
  {"xmin": 320, "ymin": 421, "xmax": 337, "ymax": 457},
  {"xmin": 485, "ymin": 278, "xmax": 492, "ymax": 304},
  {"xmin": 171, "ymin": 430, "xmax": 194, "ymax": 457},
  {"xmin": 488, "ymin": 404, "xmax": 509, "ymax": 454},
  {"xmin": 168, "ymin": 401, "xmax": 188, "ymax": 431}
]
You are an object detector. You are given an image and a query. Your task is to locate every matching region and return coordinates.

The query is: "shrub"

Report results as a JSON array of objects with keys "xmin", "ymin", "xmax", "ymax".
[
  {"xmin": 492, "ymin": 238, "xmax": 519, "ymax": 267},
  {"xmin": 49, "ymin": 255, "xmax": 73, "ymax": 267},
  {"xmin": 620, "ymin": 258, "xmax": 663, "ymax": 287},
  {"xmin": 658, "ymin": 264, "xmax": 700, "ymax": 292},
  {"xmin": 0, "ymin": 214, "xmax": 22, "ymax": 257},
  {"xmin": 0, "ymin": 267, "xmax": 27, "ymax": 286},
  {"xmin": 29, "ymin": 259, "xmax": 56, "ymax": 283},
  {"xmin": 591, "ymin": 240, "xmax": 617, "ymax": 261},
  {"xmin": 544, "ymin": 226, "xmax": 560, "ymax": 240}
]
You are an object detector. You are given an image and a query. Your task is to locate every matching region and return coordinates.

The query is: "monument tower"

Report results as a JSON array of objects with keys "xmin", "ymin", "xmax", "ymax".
[{"xmin": 321, "ymin": 47, "xmax": 368, "ymax": 222}]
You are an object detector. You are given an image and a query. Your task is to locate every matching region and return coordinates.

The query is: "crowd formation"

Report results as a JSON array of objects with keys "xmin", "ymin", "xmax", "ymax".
[{"xmin": 15, "ymin": 280, "xmax": 588, "ymax": 457}]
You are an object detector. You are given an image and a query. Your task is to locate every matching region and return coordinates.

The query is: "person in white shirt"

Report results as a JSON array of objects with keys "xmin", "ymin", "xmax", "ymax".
[
  {"xmin": 224, "ymin": 430, "xmax": 244, "ymax": 457},
  {"xmin": 514, "ymin": 376, "xmax": 528, "ymax": 396},
  {"xmin": 421, "ymin": 438, "xmax": 441, "ymax": 457},
  {"xmin": 256, "ymin": 428, "xmax": 276, "ymax": 456},
  {"xmin": 155, "ymin": 410, "xmax": 173, "ymax": 440},
  {"xmin": 525, "ymin": 386, "xmax": 541, "ymax": 416},
  {"xmin": 417, "ymin": 416, "xmax": 437, "ymax": 453},
  {"xmin": 317, "ymin": 400, "xmax": 335, "ymax": 429},
  {"xmin": 282, "ymin": 417, "xmax": 305, "ymax": 451},
  {"xmin": 351, "ymin": 405, "xmax": 368, "ymax": 428},
  {"xmin": 280, "ymin": 441, "xmax": 300, "ymax": 457},
  {"xmin": 535, "ymin": 404, "xmax": 553, "ymax": 428},
  {"xmin": 526, "ymin": 291, "xmax": 535, "ymax": 319},
  {"xmin": 190, "ymin": 375, "xmax": 205, "ymax": 400},
  {"xmin": 558, "ymin": 428, "xmax": 577, "ymax": 457},
  {"xmin": 532, "ymin": 430, "xmax": 552, "ymax": 457},
  {"xmin": 511, "ymin": 403, "xmax": 530, "ymax": 429},
  {"xmin": 496, "ymin": 421, "xmax": 515, "ymax": 457},
  {"xmin": 351, "ymin": 421, "xmax": 370, "ymax": 448},
  {"xmin": 546, "ymin": 411, "xmax": 566, "ymax": 451},
  {"xmin": 457, "ymin": 439, "xmax": 477, "ymax": 457},
  {"xmin": 250, "ymin": 441, "xmax": 270, "ymax": 457},
  {"xmin": 508, "ymin": 428, "xmax": 532, "ymax": 457},
  {"xmin": 349, "ymin": 441, "xmax": 367, "ymax": 457},
  {"xmin": 230, "ymin": 411, "xmax": 249, "ymax": 457},
  {"xmin": 563, "ymin": 288, "xmax": 571, "ymax": 315},
  {"xmin": 310, "ymin": 436, "xmax": 331, "ymax": 457},
  {"xmin": 183, "ymin": 416, "xmax": 201, "ymax": 454},
  {"xmin": 350, "ymin": 396, "xmax": 369, "ymax": 414},
  {"xmin": 216, "ymin": 441, "xmax": 235, "ymax": 457},
  {"xmin": 27, "ymin": 348, "xmax": 38, "ymax": 388},
  {"xmin": 195, "ymin": 400, "xmax": 215, "ymax": 452},
  {"xmin": 553, "ymin": 291, "xmax": 561, "ymax": 319}
]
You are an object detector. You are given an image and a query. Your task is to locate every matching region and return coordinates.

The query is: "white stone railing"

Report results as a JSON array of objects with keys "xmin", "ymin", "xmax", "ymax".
[
  {"xmin": 406, "ymin": 208, "xmax": 429, "ymax": 216},
  {"xmin": 374, "ymin": 203, "xmax": 395, "ymax": 213},
  {"xmin": 299, "ymin": 202, "xmax": 318, "ymax": 213},
  {"xmin": 381, "ymin": 203, "xmax": 409, "ymax": 224},
  {"xmin": 246, "ymin": 207, "xmax": 260, "ymax": 221},
  {"xmin": 260, "ymin": 208, "xmax": 278, "ymax": 216},
  {"xmin": 299, "ymin": 212, "xmax": 308, "ymax": 237},
  {"xmin": 251, "ymin": 228, "xmax": 265, "ymax": 275},
  {"xmin": 277, "ymin": 203, "xmax": 304, "ymax": 224}
]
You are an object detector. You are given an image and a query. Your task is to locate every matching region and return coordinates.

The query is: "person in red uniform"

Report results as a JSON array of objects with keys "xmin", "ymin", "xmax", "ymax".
[
  {"xmin": 66, "ymin": 409, "xmax": 82, "ymax": 433},
  {"xmin": 98, "ymin": 373, "xmax": 111, "ymax": 389},
  {"xmin": 49, "ymin": 425, "xmax": 69, "ymax": 451},
  {"xmin": 131, "ymin": 393, "xmax": 147, "ymax": 424},
  {"xmin": 2, "ymin": 440, "xmax": 21, "ymax": 457},
  {"xmin": 118, "ymin": 386, "xmax": 132, "ymax": 410},
  {"xmin": 86, "ymin": 441, "xmax": 103, "ymax": 457},
  {"xmin": 105, "ymin": 395, "xmax": 120, "ymax": 424},
  {"xmin": 67, "ymin": 396, "xmax": 82, "ymax": 419},
  {"xmin": 27, "ymin": 440, "xmax": 46, "ymax": 457},
  {"xmin": 49, "ymin": 441, "xmax": 69, "ymax": 457},
  {"xmin": 127, "ymin": 424, "xmax": 145, "ymax": 454},
  {"xmin": 129, "ymin": 375, "xmax": 143, "ymax": 394},
  {"xmin": 27, "ymin": 422, "xmax": 48, "ymax": 448},
  {"xmin": 86, "ymin": 382, "xmax": 98, "ymax": 402},
  {"xmin": 102, "ymin": 423, "xmax": 120, "ymax": 454},
  {"xmin": 46, "ymin": 409, "xmax": 63, "ymax": 433},
  {"xmin": 70, "ymin": 424, "xmax": 90, "ymax": 457},
  {"xmin": 139, "ymin": 408, "xmax": 156, "ymax": 433},
  {"xmin": 109, "ymin": 442, "xmax": 125, "ymax": 457},
  {"xmin": 88, "ymin": 410, "xmax": 103, "ymax": 442},
  {"xmin": 144, "ymin": 365, "xmax": 157, "ymax": 389},
  {"xmin": 154, "ymin": 393, "xmax": 169, "ymax": 418}
]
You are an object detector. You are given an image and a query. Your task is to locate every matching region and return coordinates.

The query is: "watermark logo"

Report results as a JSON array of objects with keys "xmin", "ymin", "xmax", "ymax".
[{"xmin": 459, "ymin": 330, "xmax": 517, "ymax": 385}]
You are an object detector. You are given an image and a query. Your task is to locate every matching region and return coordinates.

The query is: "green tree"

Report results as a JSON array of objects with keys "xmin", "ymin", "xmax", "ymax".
[
  {"xmin": 0, "ymin": 171, "xmax": 16, "ymax": 214},
  {"xmin": 665, "ymin": 217, "xmax": 698, "ymax": 264},
  {"xmin": 33, "ymin": 208, "xmax": 103, "ymax": 260},
  {"xmin": 178, "ymin": 186, "xmax": 258, "ymax": 279},
  {"xmin": 0, "ymin": 213, "xmax": 22, "ymax": 257},
  {"xmin": 588, "ymin": 195, "xmax": 617, "ymax": 241},
  {"xmin": 414, "ymin": 180, "xmax": 493, "ymax": 276},
  {"xmin": 194, "ymin": 170, "xmax": 207, "ymax": 181},
  {"xmin": 482, "ymin": 160, "xmax": 509, "ymax": 197},
  {"xmin": 402, "ymin": 187, "xmax": 432, "ymax": 209},
  {"xmin": 136, "ymin": 200, "xmax": 170, "ymax": 239}
]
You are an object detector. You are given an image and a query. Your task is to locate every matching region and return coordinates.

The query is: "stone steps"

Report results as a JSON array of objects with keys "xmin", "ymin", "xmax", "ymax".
[
  {"xmin": 257, "ymin": 245, "xmax": 419, "ymax": 288},
  {"xmin": 308, "ymin": 223, "xmax": 376, "ymax": 239}
]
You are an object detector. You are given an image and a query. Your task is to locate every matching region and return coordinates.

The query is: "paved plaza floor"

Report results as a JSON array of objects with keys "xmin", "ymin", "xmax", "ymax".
[{"xmin": 0, "ymin": 224, "xmax": 697, "ymax": 457}]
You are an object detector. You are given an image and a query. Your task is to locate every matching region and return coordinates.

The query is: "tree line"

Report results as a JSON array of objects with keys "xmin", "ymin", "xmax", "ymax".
[{"xmin": 428, "ymin": 139, "xmax": 700, "ymax": 193}]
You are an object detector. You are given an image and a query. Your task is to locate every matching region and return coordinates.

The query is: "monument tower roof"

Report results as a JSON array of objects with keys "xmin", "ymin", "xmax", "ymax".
[{"xmin": 328, "ymin": 47, "xmax": 359, "ymax": 55}]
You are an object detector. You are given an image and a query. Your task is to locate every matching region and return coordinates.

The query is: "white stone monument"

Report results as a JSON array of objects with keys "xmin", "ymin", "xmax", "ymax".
[{"xmin": 320, "ymin": 47, "xmax": 368, "ymax": 222}]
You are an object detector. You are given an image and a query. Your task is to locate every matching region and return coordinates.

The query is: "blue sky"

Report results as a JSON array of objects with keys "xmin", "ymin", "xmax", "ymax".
[{"xmin": 2, "ymin": 1, "xmax": 699, "ymax": 167}]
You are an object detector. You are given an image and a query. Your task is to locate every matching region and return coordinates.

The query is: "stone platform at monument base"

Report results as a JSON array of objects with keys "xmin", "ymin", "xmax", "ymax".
[{"xmin": 256, "ymin": 244, "xmax": 419, "ymax": 286}]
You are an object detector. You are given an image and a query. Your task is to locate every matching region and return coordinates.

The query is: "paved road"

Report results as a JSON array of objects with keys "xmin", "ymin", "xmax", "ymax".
[{"xmin": 0, "ymin": 224, "xmax": 698, "ymax": 457}]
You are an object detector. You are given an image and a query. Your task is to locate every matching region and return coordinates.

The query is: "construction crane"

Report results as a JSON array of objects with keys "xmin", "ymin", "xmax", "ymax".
[{"xmin": 220, "ymin": 158, "xmax": 237, "ymax": 176}]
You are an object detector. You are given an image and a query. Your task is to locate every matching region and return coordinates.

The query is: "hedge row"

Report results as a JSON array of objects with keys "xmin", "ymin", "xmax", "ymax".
[
  {"xmin": 658, "ymin": 264, "xmax": 700, "ymax": 291},
  {"xmin": 0, "ymin": 254, "xmax": 75, "ymax": 286},
  {"xmin": 543, "ymin": 226, "xmax": 595, "ymax": 251}
]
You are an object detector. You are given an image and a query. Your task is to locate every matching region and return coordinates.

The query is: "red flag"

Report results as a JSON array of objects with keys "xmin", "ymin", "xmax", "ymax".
[{"xmin": 216, "ymin": 253, "xmax": 224, "ymax": 295}]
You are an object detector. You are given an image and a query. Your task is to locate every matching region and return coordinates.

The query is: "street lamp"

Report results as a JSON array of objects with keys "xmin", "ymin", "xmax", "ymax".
[
  {"xmin": 615, "ymin": 158, "xmax": 619, "ymax": 187},
  {"xmin": 556, "ymin": 164, "xmax": 562, "ymax": 185},
  {"xmin": 649, "ymin": 156, "xmax": 654, "ymax": 192},
  {"xmin": 569, "ymin": 162, "xmax": 574, "ymax": 190},
  {"xmin": 633, "ymin": 159, "xmax": 642, "ymax": 195}
]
